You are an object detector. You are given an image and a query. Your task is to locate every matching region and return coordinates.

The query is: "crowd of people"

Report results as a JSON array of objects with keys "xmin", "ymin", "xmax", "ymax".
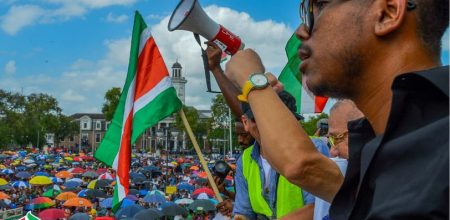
[{"xmin": 0, "ymin": 149, "xmax": 241, "ymax": 220}]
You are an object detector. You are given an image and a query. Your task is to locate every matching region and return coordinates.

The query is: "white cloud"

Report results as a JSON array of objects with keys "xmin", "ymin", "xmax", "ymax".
[
  {"xmin": 4, "ymin": 60, "xmax": 16, "ymax": 75},
  {"xmin": 61, "ymin": 89, "xmax": 86, "ymax": 102},
  {"xmin": 0, "ymin": 5, "xmax": 45, "ymax": 35},
  {"xmin": 0, "ymin": 5, "xmax": 293, "ymax": 114},
  {"xmin": 0, "ymin": 0, "xmax": 136, "ymax": 35},
  {"xmin": 106, "ymin": 12, "xmax": 128, "ymax": 23}
]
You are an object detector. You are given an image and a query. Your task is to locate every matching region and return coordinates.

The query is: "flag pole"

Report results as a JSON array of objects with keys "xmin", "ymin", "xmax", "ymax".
[{"xmin": 179, "ymin": 109, "xmax": 224, "ymax": 202}]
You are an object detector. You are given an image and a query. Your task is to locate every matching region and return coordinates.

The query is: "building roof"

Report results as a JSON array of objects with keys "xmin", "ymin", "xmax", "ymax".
[
  {"xmin": 71, "ymin": 113, "xmax": 105, "ymax": 120},
  {"xmin": 172, "ymin": 61, "xmax": 182, "ymax": 69}
]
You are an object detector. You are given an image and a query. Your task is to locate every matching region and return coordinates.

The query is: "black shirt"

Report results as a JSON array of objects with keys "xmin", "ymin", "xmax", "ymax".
[{"xmin": 330, "ymin": 66, "xmax": 449, "ymax": 219}]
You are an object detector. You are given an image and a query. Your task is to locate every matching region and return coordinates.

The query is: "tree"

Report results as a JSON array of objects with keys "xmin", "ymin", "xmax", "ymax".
[
  {"xmin": 301, "ymin": 113, "xmax": 329, "ymax": 136},
  {"xmin": 102, "ymin": 87, "xmax": 121, "ymax": 121},
  {"xmin": 53, "ymin": 114, "xmax": 79, "ymax": 147}
]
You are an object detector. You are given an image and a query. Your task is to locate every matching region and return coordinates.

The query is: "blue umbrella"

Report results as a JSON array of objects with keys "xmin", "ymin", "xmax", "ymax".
[
  {"xmin": 138, "ymin": 190, "xmax": 148, "ymax": 197},
  {"xmin": 177, "ymin": 183, "xmax": 194, "ymax": 191},
  {"xmin": 130, "ymin": 172, "xmax": 146, "ymax": 180},
  {"xmin": 160, "ymin": 201, "xmax": 176, "ymax": 209},
  {"xmin": 100, "ymin": 197, "xmax": 113, "ymax": 208},
  {"xmin": 15, "ymin": 166, "xmax": 27, "ymax": 171},
  {"xmin": 15, "ymin": 171, "xmax": 31, "ymax": 179},
  {"xmin": 143, "ymin": 194, "xmax": 166, "ymax": 203},
  {"xmin": 143, "ymin": 166, "xmax": 159, "ymax": 171},
  {"xmin": 50, "ymin": 177, "xmax": 63, "ymax": 184},
  {"xmin": 64, "ymin": 181, "xmax": 81, "ymax": 188},
  {"xmin": 77, "ymin": 189, "xmax": 88, "ymax": 197},
  {"xmin": 115, "ymin": 204, "xmax": 144, "ymax": 219},
  {"xmin": 69, "ymin": 213, "xmax": 90, "ymax": 220},
  {"xmin": 12, "ymin": 181, "xmax": 30, "ymax": 188},
  {"xmin": 120, "ymin": 198, "xmax": 136, "ymax": 208},
  {"xmin": 2, "ymin": 169, "xmax": 14, "ymax": 175},
  {"xmin": 35, "ymin": 171, "xmax": 49, "ymax": 176}
]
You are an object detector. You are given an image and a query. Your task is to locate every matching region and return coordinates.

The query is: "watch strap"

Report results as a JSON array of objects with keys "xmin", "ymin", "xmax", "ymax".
[{"xmin": 237, "ymin": 80, "xmax": 253, "ymax": 102}]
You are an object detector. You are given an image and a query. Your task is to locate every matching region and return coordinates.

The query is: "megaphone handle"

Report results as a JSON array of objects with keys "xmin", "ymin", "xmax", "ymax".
[{"xmin": 194, "ymin": 33, "xmax": 221, "ymax": 94}]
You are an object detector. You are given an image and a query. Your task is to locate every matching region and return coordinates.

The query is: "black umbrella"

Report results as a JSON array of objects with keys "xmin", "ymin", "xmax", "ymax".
[
  {"xmin": 131, "ymin": 177, "xmax": 146, "ymax": 185},
  {"xmin": 95, "ymin": 179, "xmax": 114, "ymax": 189},
  {"xmin": 128, "ymin": 189, "xmax": 140, "ymax": 196},
  {"xmin": 162, "ymin": 204, "xmax": 187, "ymax": 216},
  {"xmin": 134, "ymin": 208, "xmax": 164, "ymax": 220},
  {"xmin": 86, "ymin": 189, "xmax": 107, "ymax": 198},
  {"xmin": 62, "ymin": 187, "xmax": 79, "ymax": 192},
  {"xmin": 188, "ymin": 199, "xmax": 216, "ymax": 212}
]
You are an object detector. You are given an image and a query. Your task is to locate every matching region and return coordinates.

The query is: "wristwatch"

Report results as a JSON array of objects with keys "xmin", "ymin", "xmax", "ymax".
[{"xmin": 237, "ymin": 73, "xmax": 269, "ymax": 102}]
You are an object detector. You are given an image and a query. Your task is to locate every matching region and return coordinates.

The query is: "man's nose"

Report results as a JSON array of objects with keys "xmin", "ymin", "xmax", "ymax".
[{"xmin": 296, "ymin": 24, "xmax": 311, "ymax": 41}]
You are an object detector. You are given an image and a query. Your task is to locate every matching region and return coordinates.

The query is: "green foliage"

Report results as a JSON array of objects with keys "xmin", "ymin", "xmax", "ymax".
[
  {"xmin": 102, "ymin": 87, "xmax": 121, "ymax": 121},
  {"xmin": 301, "ymin": 113, "xmax": 329, "ymax": 136},
  {"xmin": 0, "ymin": 89, "xmax": 77, "ymax": 149}
]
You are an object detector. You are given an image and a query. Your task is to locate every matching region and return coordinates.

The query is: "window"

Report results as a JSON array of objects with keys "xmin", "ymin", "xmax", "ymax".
[
  {"xmin": 96, "ymin": 121, "xmax": 101, "ymax": 130},
  {"xmin": 69, "ymin": 136, "xmax": 74, "ymax": 142},
  {"xmin": 83, "ymin": 122, "xmax": 87, "ymax": 129},
  {"xmin": 95, "ymin": 133, "xmax": 101, "ymax": 143}
]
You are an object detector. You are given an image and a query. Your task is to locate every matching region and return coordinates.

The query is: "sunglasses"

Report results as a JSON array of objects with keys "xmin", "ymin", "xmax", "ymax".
[
  {"xmin": 300, "ymin": 0, "xmax": 416, "ymax": 34},
  {"xmin": 327, "ymin": 131, "xmax": 348, "ymax": 147}
]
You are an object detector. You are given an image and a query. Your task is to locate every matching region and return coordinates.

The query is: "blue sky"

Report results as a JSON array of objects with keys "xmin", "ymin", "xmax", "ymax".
[{"xmin": 0, "ymin": 0, "xmax": 448, "ymax": 115}]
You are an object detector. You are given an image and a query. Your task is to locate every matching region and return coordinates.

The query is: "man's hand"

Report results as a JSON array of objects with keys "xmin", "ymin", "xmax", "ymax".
[
  {"xmin": 265, "ymin": 72, "xmax": 284, "ymax": 93},
  {"xmin": 216, "ymin": 199, "xmax": 234, "ymax": 217},
  {"xmin": 205, "ymin": 41, "xmax": 223, "ymax": 72},
  {"xmin": 225, "ymin": 49, "xmax": 265, "ymax": 89}
]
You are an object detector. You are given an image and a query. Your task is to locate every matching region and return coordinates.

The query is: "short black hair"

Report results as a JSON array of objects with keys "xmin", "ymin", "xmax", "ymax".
[{"xmin": 415, "ymin": 0, "xmax": 448, "ymax": 56}]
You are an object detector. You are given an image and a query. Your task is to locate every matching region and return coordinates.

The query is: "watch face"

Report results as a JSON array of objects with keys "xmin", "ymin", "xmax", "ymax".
[{"xmin": 250, "ymin": 74, "xmax": 268, "ymax": 87}]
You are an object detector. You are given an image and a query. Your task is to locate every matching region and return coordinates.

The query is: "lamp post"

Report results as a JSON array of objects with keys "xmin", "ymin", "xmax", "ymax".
[
  {"xmin": 202, "ymin": 135, "xmax": 207, "ymax": 152},
  {"xmin": 171, "ymin": 130, "xmax": 179, "ymax": 154}
]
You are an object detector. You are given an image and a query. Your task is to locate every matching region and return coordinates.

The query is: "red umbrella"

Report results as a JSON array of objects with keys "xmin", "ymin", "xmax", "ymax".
[
  {"xmin": 38, "ymin": 208, "xmax": 65, "ymax": 220},
  {"xmin": 192, "ymin": 187, "xmax": 215, "ymax": 197},
  {"xmin": 97, "ymin": 168, "xmax": 108, "ymax": 175},
  {"xmin": 95, "ymin": 217, "xmax": 116, "ymax": 220},
  {"xmin": 73, "ymin": 156, "xmax": 83, "ymax": 162},
  {"xmin": 81, "ymin": 155, "xmax": 94, "ymax": 161},
  {"xmin": 70, "ymin": 168, "xmax": 85, "ymax": 174}
]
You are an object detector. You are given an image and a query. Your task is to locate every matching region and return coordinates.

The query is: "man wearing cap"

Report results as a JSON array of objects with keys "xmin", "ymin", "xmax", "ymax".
[{"xmin": 233, "ymin": 91, "xmax": 328, "ymax": 220}]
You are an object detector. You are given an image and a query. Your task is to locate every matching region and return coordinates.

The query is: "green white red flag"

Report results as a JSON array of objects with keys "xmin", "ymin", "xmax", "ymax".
[
  {"xmin": 19, "ymin": 211, "xmax": 40, "ymax": 220},
  {"xmin": 94, "ymin": 11, "xmax": 182, "ymax": 211},
  {"xmin": 278, "ymin": 33, "xmax": 328, "ymax": 113}
]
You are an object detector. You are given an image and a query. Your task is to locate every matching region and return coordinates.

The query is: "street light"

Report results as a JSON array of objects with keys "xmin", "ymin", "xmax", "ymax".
[{"xmin": 202, "ymin": 135, "xmax": 207, "ymax": 151}]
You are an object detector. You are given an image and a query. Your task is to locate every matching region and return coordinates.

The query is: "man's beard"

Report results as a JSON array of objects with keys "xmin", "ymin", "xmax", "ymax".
[{"xmin": 307, "ymin": 42, "xmax": 364, "ymax": 100}]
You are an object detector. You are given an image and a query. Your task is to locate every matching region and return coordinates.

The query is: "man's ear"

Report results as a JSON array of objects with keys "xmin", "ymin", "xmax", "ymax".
[
  {"xmin": 373, "ymin": 0, "xmax": 407, "ymax": 36},
  {"xmin": 241, "ymin": 115, "xmax": 250, "ymax": 132}
]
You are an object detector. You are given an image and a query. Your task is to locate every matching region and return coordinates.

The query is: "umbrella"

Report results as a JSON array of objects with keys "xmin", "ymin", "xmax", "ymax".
[
  {"xmin": 38, "ymin": 208, "xmax": 65, "ymax": 220},
  {"xmin": 177, "ymin": 183, "xmax": 194, "ymax": 191},
  {"xmin": 1, "ymin": 169, "xmax": 14, "ymax": 175},
  {"xmin": 63, "ymin": 181, "xmax": 81, "ymax": 188},
  {"xmin": 0, "ymin": 178, "xmax": 8, "ymax": 186},
  {"xmin": 130, "ymin": 172, "xmax": 146, "ymax": 180},
  {"xmin": 120, "ymin": 198, "xmax": 136, "ymax": 208},
  {"xmin": 175, "ymin": 198, "xmax": 194, "ymax": 205},
  {"xmin": 15, "ymin": 171, "xmax": 31, "ymax": 179},
  {"xmin": 11, "ymin": 181, "xmax": 30, "ymax": 188},
  {"xmin": 133, "ymin": 208, "xmax": 164, "ymax": 220},
  {"xmin": 96, "ymin": 168, "xmax": 108, "ymax": 175},
  {"xmin": 193, "ymin": 187, "xmax": 215, "ymax": 197},
  {"xmin": 77, "ymin": 189, "xmax": 88, "ymax": 197},
  {"xmin": 82, "ymin": 171, "xmax": 98, "ymax": 178},
  {"xmin": 62, "ymin": 187, "xmax": 79, "ymax": 192},
  {"xmin": 70, "ymin": 168, "xmax": 85, "ymax": 174},
  {"xmin": 0, "ymin": 200, "xmax": 8, "ymax": 208},
  {"xmin": 43, "ymin": 189, "xmax": 61, "ymax": 198},
  {"xmin": 15, "ymin": 166, "xmax": 27, "ymax": 171},
  {"xmin": 56, "ymin": 192, "xmax": 78, "ymax": 201},
  {"xmin": 188, "ymin": 199, "xmax": 216, "ymax": 212},
  {"xmin": 95, "ymin": 179, "xmax": 114, "ymax": 189},
  {"xmin": 69, "ymin": 213, "xmax": 90, "ymax": 220},
  {"xmin": 0, "ymin": 191, "xmax": 10, "ymax": 199},
  {"xmin": 194, "ymin": 178, "xmax": 208, "ymax": 185},
  {"xmin": 24, "ymin": 159, "xmax": 35, "ymax": 164},
  {"xmin": 162, "ymin": 203, "xmax": 187, "ymax": 216},
  {"xmin": 55, "ymin": 170, "xmax": 73, "ymax": 179},
  {"xmin": 100, "ymin": 197, "xmax": 113, "ymax": 208},
  {"xmin": 68, "ymin": 178, "xmax": 83, "ymax": 183},
  {"xmin": 143, "ymin": 166, "xmax": 159, "ymax": 172},
  {"xmin": 115, "ymin": 204, "xmax": 144, "ymax": 219},
  {"xmin": 128, "ymin": 189, "xmax": 140, "ymax": 197},
  {"xmin": 0, "ymin": 184, "xmax": 13, "ymax": 191},
  {"xmin": 143, "ymin": 194, "xmax": 165, "ymax": 203},
  {"xmin": 86, "ymin": 189, "xmax": 107, "ymax": 199},
  {"xmin": 131, "ymin": 177, "xmax": 146, "ymax": 185},
  {"xmin": 125, "ymin": 194, "xmax": 139, "ymax": 201},
  {"xmin": 50, "ymin": 177, "xmax": 64, "ymax": 184},
  {"xmin": 29, "ymin": 176, "xmax": 53, "ymax": 185},
  {"xmin": 147, "ymin": 190, "xmax": 165, "ymax": 196},
  {"xmin": 98, "ymin": 172, "xmax": 114, "ymax": 180},
  {"xmin": 31, "ymin": 197, "xmax": 54, "ymax": 209},
  {"xmin": 35, "ymin": 171, "xmax": 50, "ymax": 176},
  {"xmin": 63, "ymin": 197, "xmax": 92, "ymax": 208},
  {"xmin": 138, "ymin": 189, "xmax": 148, "ymax": 196},
  {"xmin": 190, "ymin": 165, "xmax": 199, "ymax": 171},
  {"xmin": 87, "ymin": 180, "xmax": 97, "ymax": 189},
  {"xmin": 196, "ymin": 193, "xmax": 210, "ymax": 200}
]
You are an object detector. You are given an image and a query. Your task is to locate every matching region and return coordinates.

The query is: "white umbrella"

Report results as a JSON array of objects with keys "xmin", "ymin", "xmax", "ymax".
[{"xmin": 175, "ymin": 198, "xmax": 194, "ymax": 205}]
